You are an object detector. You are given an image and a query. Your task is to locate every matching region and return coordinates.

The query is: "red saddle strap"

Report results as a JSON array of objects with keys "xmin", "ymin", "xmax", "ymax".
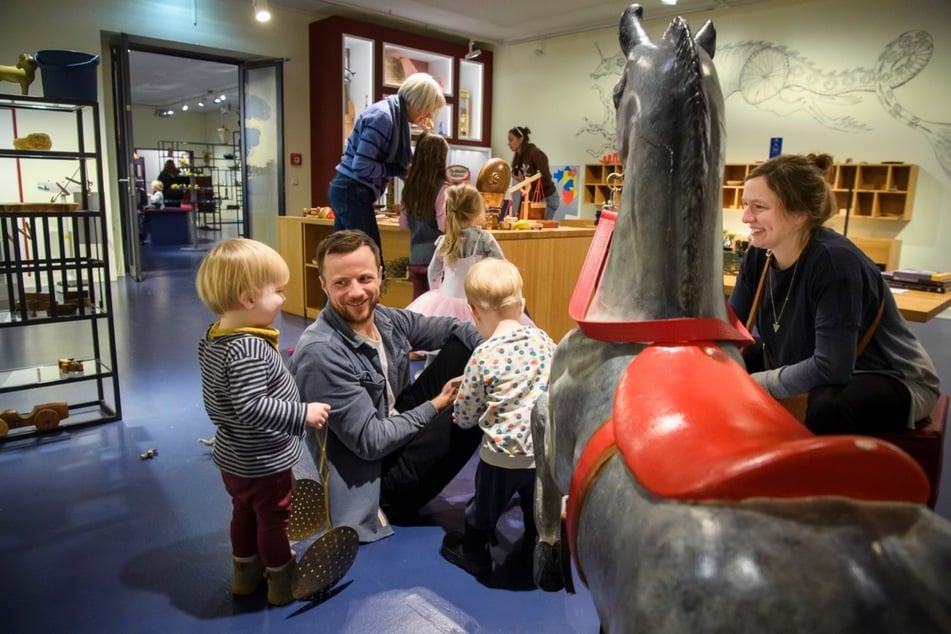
[
  {"xmin": 565, "ymin": 418, "xmax": 616, "ymax": 589},
  {"xmin": 569, "ymin": 210, "xmax": 753, "ymax": 345}
]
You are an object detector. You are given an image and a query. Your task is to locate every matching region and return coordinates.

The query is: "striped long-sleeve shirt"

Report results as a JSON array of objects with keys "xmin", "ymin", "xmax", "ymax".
[{"xmin": 198, "ymin": 328, "xmax": 308, "ymax": 478}]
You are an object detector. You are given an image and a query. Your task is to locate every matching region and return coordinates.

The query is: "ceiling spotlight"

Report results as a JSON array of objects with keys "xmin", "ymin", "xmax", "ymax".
[
  {"xmin": 197, "ymin": 99, "xmax": 205, "ymax": 107},
  {"xmin": 181, "ymin": 104, "xmax": 189, "ymax": 111},
  {"xmin": 660, "ymin": 0, "xmax": 678, "ymax": 5},
  {"xmin": 464, "ymin": 40, "xmax": 482, "ymax": 61},
  {"xmin": 254, "ymin": 0, "xmax": 271, "ymax": 22},
  {"xmin": 219, "ymin": 94, "xmax": 227, "ymax": 101}
]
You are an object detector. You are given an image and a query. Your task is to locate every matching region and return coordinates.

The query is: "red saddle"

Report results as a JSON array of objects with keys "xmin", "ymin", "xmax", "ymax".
[{"xmin": 607, "ymin": 344, "xmax": 930, "ymax": 503}]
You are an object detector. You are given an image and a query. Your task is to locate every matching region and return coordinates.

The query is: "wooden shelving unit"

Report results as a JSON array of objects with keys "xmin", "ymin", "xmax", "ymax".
[
  {"xmin": 722, "ymin": 162, "xmax": 918, "ymax": 221},
  {"xmin": 582, "ymin": 162, "xmax": 623, "ymax": 208}
]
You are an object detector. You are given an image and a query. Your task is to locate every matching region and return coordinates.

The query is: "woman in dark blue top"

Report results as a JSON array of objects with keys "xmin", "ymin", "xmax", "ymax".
[{"xmin": 729, "ymin": 154, "xmax": 939, "ymax": 434}]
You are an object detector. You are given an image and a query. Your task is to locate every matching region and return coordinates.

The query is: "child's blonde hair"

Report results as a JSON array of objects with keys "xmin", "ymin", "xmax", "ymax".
[
  {"xmin": 196, "ymin": 238, "xmax": 289, "ymax": 315},
  {"xmin": 151, "ymin": 180, "xmax": 163, "ymax": 191},
  {"xmin": 464, "ymin": 257, "xmax": 524, "ymax": 315},
  {"xmin": 440, "ymin": 184, "xmax": 485, "ymax": 265}
]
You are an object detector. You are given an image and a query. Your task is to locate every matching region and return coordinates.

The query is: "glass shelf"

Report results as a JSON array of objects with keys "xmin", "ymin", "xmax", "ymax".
[{"xmin": 0, "ymin": 358, "xmax": 112, "ymax": 393}]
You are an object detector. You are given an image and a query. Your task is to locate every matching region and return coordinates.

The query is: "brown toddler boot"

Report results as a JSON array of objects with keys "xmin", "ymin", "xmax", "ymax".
[
  {"xmin": 265, "ymin": 558, "xmax": 297, "ymax": 606},
  {"xmin": 232, "ymin": 554, "xmax": 264, "ymax": 595}
]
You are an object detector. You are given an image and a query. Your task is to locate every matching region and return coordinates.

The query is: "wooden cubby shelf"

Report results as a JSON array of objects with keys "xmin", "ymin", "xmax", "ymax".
[
  {"xmin": 722, "ymin": 162, "xmax": 918, "ymax": 221},
  {"xmin": 582, "ymin": 163, "xmax": 624, "ymax": 208}
]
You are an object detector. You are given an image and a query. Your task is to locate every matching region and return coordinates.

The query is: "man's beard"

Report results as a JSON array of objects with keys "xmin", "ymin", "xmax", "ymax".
[{"xmin": 335, "ymin": 292, "xmax": 378, "ymax": 327}]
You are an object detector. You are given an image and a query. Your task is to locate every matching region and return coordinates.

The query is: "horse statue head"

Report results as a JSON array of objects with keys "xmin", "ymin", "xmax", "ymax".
[
  {"xmin": 530, "ymin": 5, "xmax": 951, "ymax": 632},
  {"xmin": 593, "ymin": 5, "xmax": 725, "ymax": 326}
]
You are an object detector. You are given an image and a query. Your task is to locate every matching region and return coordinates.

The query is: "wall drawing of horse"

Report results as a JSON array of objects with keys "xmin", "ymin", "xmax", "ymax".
[
  {"xmin": 533, "ymin": 5, "xmax": 951, "ymax": 632},
  {"xmin": 575, "ymin": 24, "xmax": 951, "ymax": 178}
]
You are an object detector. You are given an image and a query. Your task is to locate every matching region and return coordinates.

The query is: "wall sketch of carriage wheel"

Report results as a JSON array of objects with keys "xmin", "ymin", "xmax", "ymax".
[{"xmin": 288, "ymin": 427, "xmax": 359, "ymax": 601}]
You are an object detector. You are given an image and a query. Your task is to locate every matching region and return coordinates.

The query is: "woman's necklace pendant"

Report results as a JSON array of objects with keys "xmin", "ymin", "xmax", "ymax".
[{"xmin": 773, "ymin": 321, "xmax": 781, "ymax": 333}]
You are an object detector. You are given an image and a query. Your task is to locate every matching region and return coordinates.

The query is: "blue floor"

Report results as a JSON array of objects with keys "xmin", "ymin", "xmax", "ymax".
[
  {"xmin": 2, "ymin": 241, "xmax": 949, "ymax": 633},
  {"xmin": 0, "ymin": 242, "xmax": 598, "ymax": 633}
]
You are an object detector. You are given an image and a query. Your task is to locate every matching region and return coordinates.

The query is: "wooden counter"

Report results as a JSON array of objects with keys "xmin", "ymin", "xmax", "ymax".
[
  {"xmin": 277, "ymin": 217, "xmax": 596, "ymax": 340},
  {"xmin": 723, "ymin": 274, "xmax": 951, "ymax": 323}
]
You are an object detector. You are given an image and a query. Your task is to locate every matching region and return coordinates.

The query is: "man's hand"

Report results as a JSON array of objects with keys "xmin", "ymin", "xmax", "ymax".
[{"xmin": 430, "ymin": 376, "xmax": 462, "ymax": 412}]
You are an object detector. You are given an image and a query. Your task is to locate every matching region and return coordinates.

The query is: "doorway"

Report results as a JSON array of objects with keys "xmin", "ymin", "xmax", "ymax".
[{"xmin": 110, "ymin": 38, "xmax": 283, "ymax": 280}]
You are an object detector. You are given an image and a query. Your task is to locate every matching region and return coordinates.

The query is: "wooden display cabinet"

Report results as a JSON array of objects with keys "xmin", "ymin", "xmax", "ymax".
[{"xmin": 309, "ymin": 16, "xmax": 493, "ymax": 207}]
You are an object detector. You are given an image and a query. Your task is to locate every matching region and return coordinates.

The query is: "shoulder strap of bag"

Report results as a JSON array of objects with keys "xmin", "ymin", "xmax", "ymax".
[
  {"xmin": 745, "ymin": 251, "xmax": 772, "ymax": 332},
  {"xmin": 856, "ymin": 298, "xmax": 885, "ymax": 357}
]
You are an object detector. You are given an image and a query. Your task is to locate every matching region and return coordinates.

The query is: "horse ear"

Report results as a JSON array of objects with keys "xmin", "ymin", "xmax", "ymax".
[
  {"xmin": 695, "ymin": 20, "xmax": 717, "ymax": 58},
  {"xmin": 618, "ymin": 4, "xmax": 649, "ymax": 56}
]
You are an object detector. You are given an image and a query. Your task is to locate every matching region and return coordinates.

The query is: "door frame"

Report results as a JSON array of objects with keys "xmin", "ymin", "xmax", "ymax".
[{"xmin": 109, "ymin": 36, "xmax": 283, "ymax": 276}]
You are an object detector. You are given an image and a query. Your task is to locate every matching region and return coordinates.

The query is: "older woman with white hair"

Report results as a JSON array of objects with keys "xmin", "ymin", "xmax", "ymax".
[{"xmin": 328, "ymin": 72, "xmax": 446, "ymax": 257}]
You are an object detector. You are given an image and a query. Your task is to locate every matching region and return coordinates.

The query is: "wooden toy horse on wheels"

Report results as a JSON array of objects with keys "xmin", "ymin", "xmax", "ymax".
[{"xmin": 531, "ymin": 5, "xmax": 951, "ymax": 632}]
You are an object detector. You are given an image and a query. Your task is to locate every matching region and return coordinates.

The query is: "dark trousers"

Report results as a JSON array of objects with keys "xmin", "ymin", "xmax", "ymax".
[
  {"xmin": 806, "ymin": 373, "xmax": 911, "ymax": 435},
  {"xmin": 379, "ymin": 336, "xmax": 482, "ymax": 514},
  {"xmin": 466, "ymin": 460, "xmax": 535, "ymax": 535},
  {"xmin": 409, "ymin": 264, "xmax": 430, "ymax": 299},
  {"xmin": 220, "ymin": 469, "xmax": 293, "ymax": 568},
  {"xmin": 328, "ymin": 174, "xmax": 382, "ymax": 257},
  {"xmin": 743, "ymin": 342, "xmax": 912, "ymax": 434}
]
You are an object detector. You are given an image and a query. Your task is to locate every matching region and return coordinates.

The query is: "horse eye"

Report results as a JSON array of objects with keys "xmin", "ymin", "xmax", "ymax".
[{"xmin": 612, "ymin": 78, "xmax": 626, "ymax": 109}]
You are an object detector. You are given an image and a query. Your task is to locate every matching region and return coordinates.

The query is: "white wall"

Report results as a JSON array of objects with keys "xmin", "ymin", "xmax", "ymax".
[{"xmin": 491, "ymin": 0, "xmax": 951, "ymax": 274}]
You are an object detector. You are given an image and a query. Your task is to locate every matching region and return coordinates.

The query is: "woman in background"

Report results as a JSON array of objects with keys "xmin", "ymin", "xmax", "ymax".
[
  {"xmin": 507, "ymin": 125, "xmax": 559, "ymax": 220},
  {"xmin": 329, "ymin": 73, "xmax": 446, "ymax": 254},
  {"xmin": 400, "ymin": 132, "xmax": 449, "ymax": 299}
]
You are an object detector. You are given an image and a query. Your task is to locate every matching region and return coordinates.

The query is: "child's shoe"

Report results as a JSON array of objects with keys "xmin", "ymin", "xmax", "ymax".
[
  {"xmin": 440, "ymin": 525, "xmax": 493, "ymax": 576},
  {"xmin": 266, "ymin": 558, "xmax": 296, "ymax": 606},
  {"xmin": 232, "ymin": 554, "xmax": 264, "ymax": 596}
]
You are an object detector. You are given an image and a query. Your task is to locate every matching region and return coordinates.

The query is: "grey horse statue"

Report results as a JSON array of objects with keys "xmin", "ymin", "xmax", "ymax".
[{"xmin": 531, "ymin": 5, "xmax": 951, "ymax": 633}]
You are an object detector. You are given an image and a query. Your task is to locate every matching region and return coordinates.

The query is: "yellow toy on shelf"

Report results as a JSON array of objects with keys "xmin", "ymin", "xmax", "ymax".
[{"xmin": 0, "ymin": 53, "xmax": 37, "ymax": 96}]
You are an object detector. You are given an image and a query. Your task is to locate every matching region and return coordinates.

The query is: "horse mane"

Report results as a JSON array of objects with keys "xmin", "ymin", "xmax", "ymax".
[{"xmin": 667, "ymin": 16, "xmax": 711, "ymax": 314}]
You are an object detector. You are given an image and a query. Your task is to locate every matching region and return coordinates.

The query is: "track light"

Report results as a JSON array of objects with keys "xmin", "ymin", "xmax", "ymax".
[
  {"xmin": 254, "ymin": 0, "xmax": 271, "ymax": 22},
  {"xmin": 464, "ymin": 40, "xmax": 482, "ymax": 61}
]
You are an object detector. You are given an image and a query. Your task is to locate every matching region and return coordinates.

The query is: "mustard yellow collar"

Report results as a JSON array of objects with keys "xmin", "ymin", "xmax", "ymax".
[{"xmin": 208, "ymin": 322, "xmax": 280, "ymax": 350}]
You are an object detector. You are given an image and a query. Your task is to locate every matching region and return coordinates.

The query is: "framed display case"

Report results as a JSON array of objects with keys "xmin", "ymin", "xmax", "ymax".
[{"xmin": 309, "ymin": 16, "xmax": 493, "ymax": 207}]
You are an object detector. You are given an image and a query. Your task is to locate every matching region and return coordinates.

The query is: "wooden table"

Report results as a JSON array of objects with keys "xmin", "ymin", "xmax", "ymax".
[
  {"xmin": 723, "ymin": 274, "xmax": 951, "ymax": 323},
  {"xmin": 277, "ymin": 217, "xmax": 596, "ymax": 340}
]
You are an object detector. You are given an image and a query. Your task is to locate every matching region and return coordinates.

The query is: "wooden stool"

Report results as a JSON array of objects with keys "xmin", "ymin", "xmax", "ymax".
[{"xmin": 867, "ymin": 393, "xmax": 948, "ymax": 509}]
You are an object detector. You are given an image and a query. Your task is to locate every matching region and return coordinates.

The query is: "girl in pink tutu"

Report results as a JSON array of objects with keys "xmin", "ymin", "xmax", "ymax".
[{"xmin": 406, "ymin": 184, "xmax": 533, "ymax": 328}]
